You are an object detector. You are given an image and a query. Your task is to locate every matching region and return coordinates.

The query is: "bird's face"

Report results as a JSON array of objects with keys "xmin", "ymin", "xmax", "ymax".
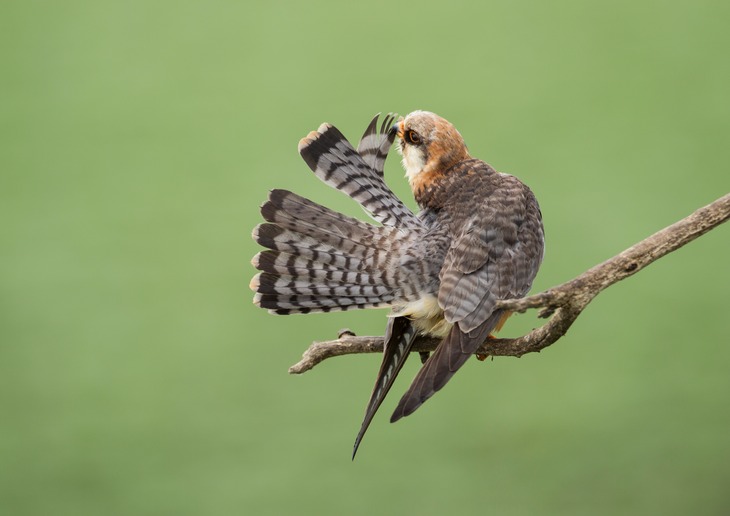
[{"xmin": 394, "ymin": 111, "xmax": 470, "ymax": 187}]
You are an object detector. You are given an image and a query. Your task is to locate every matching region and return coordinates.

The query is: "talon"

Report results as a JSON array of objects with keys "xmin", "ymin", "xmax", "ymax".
[{"xmin": 477, "ymin": 333, "xmax": 498, "ymax": 361}]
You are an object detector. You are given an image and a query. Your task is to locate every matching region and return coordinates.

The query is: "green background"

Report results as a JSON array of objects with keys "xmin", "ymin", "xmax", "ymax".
[{"xmin": 2, "ymin": 0, "xmax": 729, "ymax": 514}]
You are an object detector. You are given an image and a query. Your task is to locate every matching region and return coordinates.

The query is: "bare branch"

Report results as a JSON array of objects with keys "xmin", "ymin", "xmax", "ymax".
[{"xmin": 289, "ymin": 193, "xmax": 730, "ymax": 374}]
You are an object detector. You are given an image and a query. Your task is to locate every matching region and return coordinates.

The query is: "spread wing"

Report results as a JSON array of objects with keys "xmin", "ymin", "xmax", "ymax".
[
  {"xmin": 392, "ymin": 170, "xmax": 544, "ymax": 420},
  {"xmin": 298, "ymin": 114, "xmax": 418, "ymax": 228},
  {"xmin": 357, "ymin": 113, "xmax": 399, "ymax": 177}
]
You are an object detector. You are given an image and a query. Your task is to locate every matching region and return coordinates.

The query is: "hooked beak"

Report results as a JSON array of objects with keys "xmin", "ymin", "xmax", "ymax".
[{"xmin": 391, "ymin": 120, "xmax": 404, "ymax": 139}]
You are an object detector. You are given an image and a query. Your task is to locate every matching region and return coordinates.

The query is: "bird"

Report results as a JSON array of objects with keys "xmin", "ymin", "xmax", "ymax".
[{"xmin": 250, "ymin": 111, "xmax": 545, "ymax": 458}]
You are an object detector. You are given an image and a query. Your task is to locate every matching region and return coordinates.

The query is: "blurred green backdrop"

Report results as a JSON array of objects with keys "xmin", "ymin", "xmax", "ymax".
[{"xmin": 1, "ymin": 0, "xmax": 729, "ymax": 514}]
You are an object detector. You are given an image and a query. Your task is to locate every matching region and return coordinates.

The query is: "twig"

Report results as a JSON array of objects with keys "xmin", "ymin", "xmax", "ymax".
[{"xmin": 289, "ymin": 193, "xmax": 730, "ymax": 374}]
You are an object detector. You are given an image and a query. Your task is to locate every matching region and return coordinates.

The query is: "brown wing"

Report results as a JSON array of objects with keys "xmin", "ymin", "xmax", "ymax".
[
  {"xmin": 391, "ymin": 311, "xmax": 504, "ymax": 422},
  {"xmin": 392, "ymin": 166, "xmax": 544, "ymax": 420}
]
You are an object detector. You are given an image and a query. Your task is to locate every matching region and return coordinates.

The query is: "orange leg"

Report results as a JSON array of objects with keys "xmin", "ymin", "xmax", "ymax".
[{"xmin": 476, "ymin": 311, "xmax": 513, "ymax": 361}]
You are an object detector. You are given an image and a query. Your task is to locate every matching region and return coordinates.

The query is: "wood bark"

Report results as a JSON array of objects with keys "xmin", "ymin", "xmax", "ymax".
[{"xmin": 289, "ymin": 193, "xmax": 730, "ymax": 374}]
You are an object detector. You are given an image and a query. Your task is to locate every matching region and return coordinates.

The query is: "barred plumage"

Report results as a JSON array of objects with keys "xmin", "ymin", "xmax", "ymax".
[
  {"xmin": 298, "ymin": 115, "xmax": 421, "ymax": 228},
  {"xmin": 251, "ymin": 117, "xmax": 434, "ymax": 315},
  {"xmin": 251, "ymin": 190, "xmax": 426, "ymax": 314},
  {"xmin": 356, "ymin": 113, "xmax": 399, "ymax": 176},
  {"xmin": 250, "ymin": 111, "xmax": 545, "ymax": 458}
]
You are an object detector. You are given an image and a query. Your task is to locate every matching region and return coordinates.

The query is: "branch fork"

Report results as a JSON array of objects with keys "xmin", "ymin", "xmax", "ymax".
[{"xmin": 289, "ymin": 193, "xmax": 730, "ymax": 374}]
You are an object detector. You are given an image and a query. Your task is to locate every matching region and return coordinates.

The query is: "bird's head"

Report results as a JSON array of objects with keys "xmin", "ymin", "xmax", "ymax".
[{"xmin": 393, "ymin": 111, "xmax": 470, "ymax": 189}]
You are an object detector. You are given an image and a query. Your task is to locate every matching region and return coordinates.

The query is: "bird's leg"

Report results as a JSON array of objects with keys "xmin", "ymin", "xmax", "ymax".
[{"xmin": 477, "ymin": 311, "xmax": 514, "ymax": 360}]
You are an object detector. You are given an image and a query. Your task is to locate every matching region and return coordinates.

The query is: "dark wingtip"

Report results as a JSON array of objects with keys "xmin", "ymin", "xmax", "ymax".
[
  {"xmin": 351, "ymin": 438, "xmax": 361, "ymax": 461},
  {"xmin": 351, "ymin": 419, "xmax": 369, "ymax": 461},
  {"xmin": 381, "ymin": 112, "xmax": 399, "ymax": 138},
  {"xmin": 362, "ymin": 113, "xmax": 380, "ymax": 137},
  {"xmin": 390, "ymin": 370, "xmax": 424, "ymax": 423},
  {"xmin": 390, "ymin": 404, "xmax": 418, "ymax": 423},
  {"xmin": 298, "ymin": 122, "xmax": 346, "ymax": 172}
]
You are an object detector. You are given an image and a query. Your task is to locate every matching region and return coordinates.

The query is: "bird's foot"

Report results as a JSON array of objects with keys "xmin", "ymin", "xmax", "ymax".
[{"xmin": 476, "ymin": 334, "xmax": 497, "ymax": 361}]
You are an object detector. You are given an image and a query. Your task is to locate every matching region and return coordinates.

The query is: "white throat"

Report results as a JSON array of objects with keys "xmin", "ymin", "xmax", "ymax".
[{"xmin": 402, "ymin": 148, "xmax": 426, "ymax": 184}]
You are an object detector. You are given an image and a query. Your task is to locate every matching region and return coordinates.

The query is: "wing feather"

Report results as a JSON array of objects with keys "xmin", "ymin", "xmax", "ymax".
[{"xmin": 391, "ymin": 166, "xmax": 545, "ymax": 420}]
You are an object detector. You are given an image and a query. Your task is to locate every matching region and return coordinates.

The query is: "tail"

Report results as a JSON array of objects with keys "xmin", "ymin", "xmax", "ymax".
[{"xmin": 251, "ymin": 189, "xmax": 421, "ymax": 314}]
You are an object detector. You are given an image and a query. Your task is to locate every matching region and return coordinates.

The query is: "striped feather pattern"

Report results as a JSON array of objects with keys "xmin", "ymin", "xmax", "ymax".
[
  {"xmin": 298, "ymin": 119, "xmax": 420, "ymax": 228},
  {"xmin": 251, "ymin": 189, "xmax": 426, "ymax": 315},
  {"xmin": 352, "ymin": 315, "xmax": 417, "ymax": 458},
  {"xmin": 356, "ymin": 113, "xmax": 399, "ymax": 177},
  {"xmin": 251, "ymin": 111, "xmax": 546, "ymax": 454}
]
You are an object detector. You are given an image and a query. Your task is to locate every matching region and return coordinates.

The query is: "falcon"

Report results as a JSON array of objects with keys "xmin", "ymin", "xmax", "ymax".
[{"xmin": 250, "ymin": 111, "xmax": 544, "ymax": 457}]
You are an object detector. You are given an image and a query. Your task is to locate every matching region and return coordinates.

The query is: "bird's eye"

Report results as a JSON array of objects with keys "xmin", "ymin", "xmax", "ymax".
[{"xmin": 406, "ymin": 130, "xmax": 422, "ymax": 145}]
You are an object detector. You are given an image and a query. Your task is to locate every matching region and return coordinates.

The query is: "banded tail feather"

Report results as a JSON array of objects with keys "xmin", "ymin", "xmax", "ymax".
[
  {"xmin": 251, "ymin": 110, "xmax": 546, "ymax": 459},
  {"xmin": 251, "ymin": 189, "xmax": 422, "ymax": 315},
  {"xmin": 298, "ymin": 114, "xmax": 421, "ymax": 228}
]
